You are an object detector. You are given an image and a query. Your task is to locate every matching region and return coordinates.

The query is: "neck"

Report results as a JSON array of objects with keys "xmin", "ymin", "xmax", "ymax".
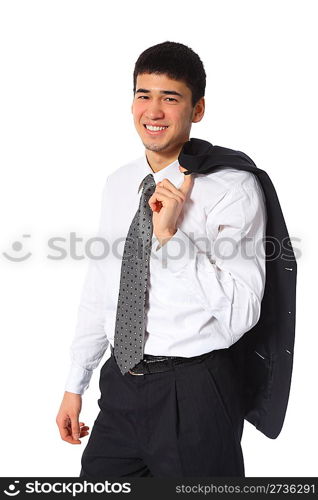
[{"xmin": 145, "ymin": 143, "xmax": 186, "ymax": 173}]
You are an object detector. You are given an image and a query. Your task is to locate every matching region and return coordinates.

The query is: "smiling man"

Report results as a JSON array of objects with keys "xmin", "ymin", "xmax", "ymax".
[
  {"xmin": 56, "ymin": 41, "xmax": 267, "ymax": 477},
  {"xmin": 132, "ymin": 72, "xmax": 204, "ymax": 172}
]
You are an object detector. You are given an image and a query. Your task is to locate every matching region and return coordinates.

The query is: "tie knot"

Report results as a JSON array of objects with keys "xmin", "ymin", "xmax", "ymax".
[{"xmin": 141, "ymin": 174, "xmax": 156, "ymax": 196}]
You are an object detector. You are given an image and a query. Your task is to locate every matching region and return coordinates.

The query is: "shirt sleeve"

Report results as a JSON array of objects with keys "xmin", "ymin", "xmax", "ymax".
[
  {"xmin": 64, "ymin": 179, "xmax": 110, "ymax": 395},
  {"xmin": 152, "ymin": 178, "xmax": 267, "ymax": 345}
]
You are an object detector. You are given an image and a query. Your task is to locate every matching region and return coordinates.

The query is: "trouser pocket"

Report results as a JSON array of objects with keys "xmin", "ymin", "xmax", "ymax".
[{"xmin": 202, "ymin": 350, "xmax": 244, "ymax": 442}]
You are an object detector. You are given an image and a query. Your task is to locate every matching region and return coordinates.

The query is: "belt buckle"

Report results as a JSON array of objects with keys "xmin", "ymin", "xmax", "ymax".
[
  {"xmin": 127, "ymin": 356, "xmax": 169, "ymax": 375},
  {"xmin": 129, "ymin": 371, "xmax": 144, "ymax": 376},
  {"xmin": 128, "ymin": 367, "xmax": 145, "ymax": 376},
  {"xmin": 128, "ymin": 369, "xmax": 144, "ymax": 376}
]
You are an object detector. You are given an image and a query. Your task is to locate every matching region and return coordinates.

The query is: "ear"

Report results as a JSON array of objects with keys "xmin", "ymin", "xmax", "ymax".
[{"xmin": 192, "ymin": 97, "xmax": 205, "ymax": 124}]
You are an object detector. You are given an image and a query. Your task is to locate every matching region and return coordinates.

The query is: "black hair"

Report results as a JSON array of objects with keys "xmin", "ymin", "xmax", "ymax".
[{"xmin": 133, "ymin": 41, "xmax": 206, "ymax": 107}]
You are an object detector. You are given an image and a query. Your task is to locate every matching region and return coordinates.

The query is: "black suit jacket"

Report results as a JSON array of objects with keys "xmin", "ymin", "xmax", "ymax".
[{"xmin": 178, "ymin": 138, "xmax": 297, "ymax": 439}]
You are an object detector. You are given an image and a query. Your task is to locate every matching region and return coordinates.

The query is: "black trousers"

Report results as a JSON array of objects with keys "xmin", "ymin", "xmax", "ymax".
[{"xmin": 80, "ymin": 347, "xmax": 245, "ymax": 478}]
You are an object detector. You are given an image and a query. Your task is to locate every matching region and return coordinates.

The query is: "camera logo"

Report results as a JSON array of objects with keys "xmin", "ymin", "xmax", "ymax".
[{"xmin": 3, "ymin": 481, "xmax": 20, "ymax": 496}]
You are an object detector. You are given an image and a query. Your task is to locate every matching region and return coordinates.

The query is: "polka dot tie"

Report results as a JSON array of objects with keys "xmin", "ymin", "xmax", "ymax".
[{"xmin": 113, "ymin": 173, "xmax": 156, "ymax": 375}]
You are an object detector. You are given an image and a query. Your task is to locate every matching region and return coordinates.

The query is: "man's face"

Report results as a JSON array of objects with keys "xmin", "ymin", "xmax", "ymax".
[{"xmin": 131, "ymin": 72, "xmax": 204, "ymax": 155}]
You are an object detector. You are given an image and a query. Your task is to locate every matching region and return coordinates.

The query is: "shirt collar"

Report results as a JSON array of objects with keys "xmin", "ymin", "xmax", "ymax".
[{"xmin": 137, "ymin": 153, "xmax": 184, "ymax": 193}]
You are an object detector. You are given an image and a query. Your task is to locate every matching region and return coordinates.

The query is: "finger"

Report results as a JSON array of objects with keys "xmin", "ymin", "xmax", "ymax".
[
  {"xmin": 148, "ymin": 192, "xmax": 182, "ymax": 212},
  {"xmin": 179, "ymin": 166, "xmax": 189, "ymax": 173},
  {"xmin": 57, "ymin": 417, "xmax": 81, "ymax": 444},
  {"xmin": 79, "ymin": 432, "xmax": 90, "ymax": 438},
  {"xmin": 80, "ymin": 426, "xmax": 90, "ymax": 433},
  {"xmin": 150, "ymin": 200, "xmax": 163, "ymax": 213},
  {"xmin": 64, "ymin": 435, "xmax": 82, "ymax": 444},
  {"xmin": 157, "ymin": 179, "xmax": 186, "ymax": 200},
  {"xmin": 148, "ymin": 192, "xmax": 168, "ymax": 211},
  {"xmin": 57, "ymin": 417, "xmax": 71, "ymax": 441},
  {"xmin": 148, "ymin": 191, "xmax": 167, "ymax": 206},
  {"xmin": 71, "ymin": 416, "xmax": 80, "ymax": 441},
  {"xmin": 179, "ymin": 175, "xmax": 193, "ymax": 196},
  {"xmin": 155, "ymin": 186, "xmax": 185, "ymax": 202},
  {"xmin": 79, "ymin": 422, "xmax": 89, "ymax": 429}
]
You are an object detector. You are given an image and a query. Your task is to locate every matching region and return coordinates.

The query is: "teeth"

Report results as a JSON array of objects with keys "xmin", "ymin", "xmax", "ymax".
[{"xmin": 145, "ymin": 125, "xmax": 167, "ymax": 131}]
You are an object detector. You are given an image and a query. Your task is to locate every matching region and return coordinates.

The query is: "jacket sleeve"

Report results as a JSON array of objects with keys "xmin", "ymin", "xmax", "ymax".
[
  {"xmin": 153, "ymin": 179, "xmax": 267, "ymax": 345},
  {"xmin": 64, "ymin": 179, "xmax": 110, "ymax": 395}
]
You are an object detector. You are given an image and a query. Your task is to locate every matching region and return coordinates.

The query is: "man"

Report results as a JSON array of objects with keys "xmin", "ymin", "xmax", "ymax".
[{"xmin": 56, "ymin": 41, "xmax": 267, "ymax": 477}]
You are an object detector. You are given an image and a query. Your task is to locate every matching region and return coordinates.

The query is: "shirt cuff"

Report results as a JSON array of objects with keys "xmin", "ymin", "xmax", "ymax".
[
  {"xmin": 152, "ymin": 227, "xmax": 199, "ymax": 273},
  {"xmin": 64, "ymin": 362, "xmax": 93, "ymax": 395}
]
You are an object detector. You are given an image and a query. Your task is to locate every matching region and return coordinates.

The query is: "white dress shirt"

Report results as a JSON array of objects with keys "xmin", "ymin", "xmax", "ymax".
[{"xmin": 64, "ymin": 151, "xmax": 267, "ymax": 394}]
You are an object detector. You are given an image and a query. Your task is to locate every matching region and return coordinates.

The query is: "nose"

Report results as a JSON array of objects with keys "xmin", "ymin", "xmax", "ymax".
[{"xmin": 145, "ymin": 100, "xmax": 164, "ymax": 120}]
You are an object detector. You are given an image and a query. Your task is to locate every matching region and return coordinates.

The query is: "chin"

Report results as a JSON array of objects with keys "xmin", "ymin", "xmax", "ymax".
[
  {"xmin": 142, "ymin": 137, "xmax": 176, "ymax": 153},
  {"xmin": 143, "ymin": 142, "xmax": 169, "ymax": 152}
]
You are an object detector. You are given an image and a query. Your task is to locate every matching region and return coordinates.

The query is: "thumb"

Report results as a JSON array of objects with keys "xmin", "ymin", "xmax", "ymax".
[
  {"xmin": 179, "ymin": 166, "xmax": 193, "ymax": 195},
  {"xmin": 71, "ymin": 416, "xmax": 80, "ymax": 440},
  {"xmin": 179, "ymin": 166, "xmax": 188, "ymax": 173}
]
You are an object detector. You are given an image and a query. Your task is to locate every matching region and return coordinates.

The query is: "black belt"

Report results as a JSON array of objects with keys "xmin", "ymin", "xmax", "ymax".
[{"xmin": 110, "ymin": 344, "xmax": 216, "ymax": 375}]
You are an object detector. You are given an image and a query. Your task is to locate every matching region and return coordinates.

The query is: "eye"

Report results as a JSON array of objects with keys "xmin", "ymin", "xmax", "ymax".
[
  {"xmin": 165, "ymin": 97, "xmax": 177, "ymax": 102},
  {"xmin": 137, "ymin": 95, "xmax": 148, "ymax": 99}
]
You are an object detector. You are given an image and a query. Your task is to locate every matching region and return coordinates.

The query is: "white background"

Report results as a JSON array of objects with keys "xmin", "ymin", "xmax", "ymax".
[{"xmin": 0, "ymin": 0, "xmax": 317, "ymax": 477}]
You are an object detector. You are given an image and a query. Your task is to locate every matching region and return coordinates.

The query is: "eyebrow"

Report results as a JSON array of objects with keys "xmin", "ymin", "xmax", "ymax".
[{"xmin": 135, "ymin": 88, "xmax": 183, "ymax": 98}]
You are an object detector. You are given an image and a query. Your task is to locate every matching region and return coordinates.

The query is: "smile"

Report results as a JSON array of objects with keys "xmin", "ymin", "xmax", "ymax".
[{"xmin": 143, "ymin": 124, "xmax": 169, "ymax": 135}]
